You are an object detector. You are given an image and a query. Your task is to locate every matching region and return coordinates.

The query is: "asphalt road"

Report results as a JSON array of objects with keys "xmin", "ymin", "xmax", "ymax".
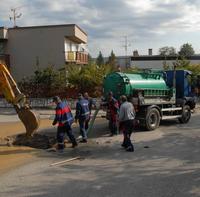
[{"xmin": 0, "ymin": 114, "xmax": 200, "ymax": 197}]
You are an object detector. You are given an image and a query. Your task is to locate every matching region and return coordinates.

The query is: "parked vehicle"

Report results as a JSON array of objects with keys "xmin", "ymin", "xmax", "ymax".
[{"xmin": 103, "ymin": 69, "xmax": 196, "ymax": 130}]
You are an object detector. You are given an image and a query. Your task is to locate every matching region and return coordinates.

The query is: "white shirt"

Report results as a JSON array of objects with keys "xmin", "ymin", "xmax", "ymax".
[{"xmin": 119, "ymin": 101, "xmax": 135, "ymax": 122}]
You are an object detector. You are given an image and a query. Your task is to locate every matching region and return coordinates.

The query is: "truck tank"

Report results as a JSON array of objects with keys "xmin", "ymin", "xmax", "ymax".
[{"xmin": 103, "ymin": 71, "xmax": 171, "ymax": 99}]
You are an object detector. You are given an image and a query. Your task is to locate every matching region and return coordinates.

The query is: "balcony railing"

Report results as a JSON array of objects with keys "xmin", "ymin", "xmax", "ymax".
[{"xmin": 65, "ymin": 51, "xmax": 88, "ymax": 65}]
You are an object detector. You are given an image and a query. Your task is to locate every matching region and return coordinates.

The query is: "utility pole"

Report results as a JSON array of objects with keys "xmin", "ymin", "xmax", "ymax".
[
  {"xmin": 9, "ymin": 7, "xmax": 22, "ymax": 27},
  {"xmin": 122, "ymin": 36, "xmax": 131, "ymax": 68}
]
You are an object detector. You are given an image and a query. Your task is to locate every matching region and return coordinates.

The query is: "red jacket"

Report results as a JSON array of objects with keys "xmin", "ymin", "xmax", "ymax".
[{"xmin": 108, "ymin": 97, "xmax": 119, "ymax": 121}]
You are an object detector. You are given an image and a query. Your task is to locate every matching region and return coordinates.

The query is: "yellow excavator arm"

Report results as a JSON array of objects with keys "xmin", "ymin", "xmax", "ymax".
[
  {"xmin": 0, "ymin": 64, "xmax": 39, "ymax": 136},
  {"xmin": 0, "ymin": 64, "xmax": 16, "ymax": 103}
]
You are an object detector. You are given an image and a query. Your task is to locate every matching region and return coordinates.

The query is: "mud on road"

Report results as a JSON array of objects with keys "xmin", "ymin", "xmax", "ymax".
[{"xmin": 0, "ymin": 119, "xmax": 52, "ymax": 174}]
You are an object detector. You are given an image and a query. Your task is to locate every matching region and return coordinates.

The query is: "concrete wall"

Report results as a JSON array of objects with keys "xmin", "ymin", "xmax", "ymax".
[{"xmin": 74, "ymin": 25, "xmax": 87, "ymax": 43}]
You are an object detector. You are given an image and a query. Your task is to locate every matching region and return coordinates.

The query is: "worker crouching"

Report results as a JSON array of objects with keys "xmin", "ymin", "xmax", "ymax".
[
  {"xmin": 52, "ymin": 96, "xmax": 77, "ymax": 151},
  {"xmin": 119, "ymin": 95, "xmax": 135, "ymax": 152}
]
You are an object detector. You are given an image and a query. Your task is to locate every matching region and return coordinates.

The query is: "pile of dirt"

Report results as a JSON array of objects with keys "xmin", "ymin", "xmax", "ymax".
[{"xmin": 12, "ymin": 134, "xmax": 56, "ymax": 149}]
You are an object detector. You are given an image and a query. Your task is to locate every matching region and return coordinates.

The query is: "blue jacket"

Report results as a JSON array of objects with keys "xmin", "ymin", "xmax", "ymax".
[
  {"xmin": 75, "ymin": 98, "xmax": 90, "ymax": 120},
  {"xmin": 53, "ymin": 102, "xmax": 74, "ymax": 127},
  {"xmin": 86, "ymin": 97, "xmax": 96, "ymax": 112}
]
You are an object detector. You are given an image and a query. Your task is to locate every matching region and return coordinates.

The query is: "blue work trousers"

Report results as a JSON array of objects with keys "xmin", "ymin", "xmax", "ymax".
[
  {"xmin": 79, "ymin": 118, "xmax": 88, "ymax": 140},
  {"xmin": 85, "ymin": 116, "xmax": 91, "ymax": 131},
  {"xmin": 57, "ymin": 124, "xmax": 76, "ymax": 150}
]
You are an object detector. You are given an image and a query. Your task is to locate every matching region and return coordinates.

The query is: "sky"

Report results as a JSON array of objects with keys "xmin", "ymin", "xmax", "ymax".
[{"xmin": 0, "ymin": 0, "xmax": 200, "ymax": 57}]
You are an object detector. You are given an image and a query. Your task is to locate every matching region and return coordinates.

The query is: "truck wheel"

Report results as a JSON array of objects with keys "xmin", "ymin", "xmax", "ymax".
[
  {"xmin": 145, "ymin": 108, "xmax": 160, "ymax": 130},
  {"xmin": 178, "ymin": 105, "xmax": 191, "ymax": 123}
]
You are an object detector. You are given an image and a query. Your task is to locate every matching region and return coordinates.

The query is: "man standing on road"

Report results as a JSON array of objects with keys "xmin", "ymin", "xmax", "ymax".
[
  {"xmin": 52, "ymin": 96, "xmax": 77, "ymax": 151},
  {"xmin": 75, "ymin": 93, "xmax": 90, "ymax": 143},
  {"xmin": 83, "ymin": 92, "xmax": 96, "ymax": 131},
  {"xmin": 119, "ymin": 95, "xmax": 135, "ymax": 152},
  {"xmin": 107, "ymin": 91, "xmax": 119, "ymax": 136}
]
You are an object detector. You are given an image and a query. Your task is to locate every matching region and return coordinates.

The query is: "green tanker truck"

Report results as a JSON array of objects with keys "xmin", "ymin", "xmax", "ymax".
[{"xmin": 103, "ymin": 69, "xmax": 196, "ymax": 130}]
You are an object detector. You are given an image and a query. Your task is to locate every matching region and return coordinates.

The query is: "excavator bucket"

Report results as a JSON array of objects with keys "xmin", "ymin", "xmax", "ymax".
[
  {"xmin": 16, "ymin": 108, "xmax": 40, "ymax": 137},
  {"xmin": 0, "ymin": 64, "xmax": 40, "ymax": 137}
]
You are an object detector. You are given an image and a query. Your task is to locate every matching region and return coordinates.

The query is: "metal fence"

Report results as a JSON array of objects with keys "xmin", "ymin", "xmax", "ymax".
[{"xmin": 0, "ymin": 98, "xmax": 99, "ymax": 109}]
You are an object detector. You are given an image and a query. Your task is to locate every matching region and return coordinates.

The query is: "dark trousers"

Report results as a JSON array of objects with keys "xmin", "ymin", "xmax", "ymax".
[
  {"xmin": 109, "ymin": 119, "xmax": 118, "ymax": 135},
  {"xmin": 121, "ymin": 120, "xmax": 134, "ymax": 149},
  {"xmin": 79, "ymin": 118, "xmax": 88, "ymax": 140},
  {"xmin": 85, "ymin": 116, "xmax": 90, "ymax": 131},
  {"xmin": 57, "ymin": 124, "xmax": 77, "ymax": 150}
]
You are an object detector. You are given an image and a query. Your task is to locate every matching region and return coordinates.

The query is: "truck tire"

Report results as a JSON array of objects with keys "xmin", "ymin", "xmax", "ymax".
[
  {"xmin": 178, "ymin": 105, "xmax": 191, "ymax": 123},
  {"xmin": 145, "ymin": 108, "xmax": 160, "ymax": 130}
]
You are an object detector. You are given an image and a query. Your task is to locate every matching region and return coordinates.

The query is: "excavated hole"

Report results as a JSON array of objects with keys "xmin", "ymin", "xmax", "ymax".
[{"xmin": 12, "ymin": 134, "xmax": 57, "ymax": 149}]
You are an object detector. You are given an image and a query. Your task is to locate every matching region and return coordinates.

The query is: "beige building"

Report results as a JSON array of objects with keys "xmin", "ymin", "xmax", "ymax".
[{"xmin": 0, "ymin": 24, "xmax": 88, "ymax": 81}]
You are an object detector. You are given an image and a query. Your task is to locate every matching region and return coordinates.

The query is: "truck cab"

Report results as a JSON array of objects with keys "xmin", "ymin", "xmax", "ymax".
[{"xmin": 165, "ymin": 70, "xmax": 196, "ymax": 109}]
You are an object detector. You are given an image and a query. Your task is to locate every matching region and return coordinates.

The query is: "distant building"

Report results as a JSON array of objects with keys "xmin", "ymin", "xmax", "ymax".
[
  {"xmin": 100, "ymin": 56, "xmax": 131, "ymax": 68},
  {"xmin": 131, "ymin": 49, "xmax": 200, "ymax": 69},
  {"xmin": 0, "ymin": 24, "xmax": 88, "ymax": 81},
  {"xmin": 115, "ymin": 56, "xmax": 132, "ymax": 68}
]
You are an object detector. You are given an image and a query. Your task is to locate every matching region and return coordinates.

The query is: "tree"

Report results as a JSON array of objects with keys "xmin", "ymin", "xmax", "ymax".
[
  {"xmin": 107, "ymin": 50, "xmax": 116, "ymax": 67},
  {"xmin": 178, "ymin": 43, "xmax": 195, "ymax": 57},
  {"xmin": 159, "ymin": 46, "xmax": 176, "ymax": 56},
  {"xmin": 32, "ymin": 65, "xmax": 62, "ymax": 87},
  {"xmin": 163, "ymin": 60, "xmax": 170, "ymax": 70},
  {"xmin": 66, "ymin": 62, "xmax": 114, "ymax": 94},
  {"xmin": 96, "ymin": 51, "xmax": 104, "ymax": 66},
  {"xmin": 173, "ymin": 57, "xmax": 190, "ymax": 68},
  {"xmin": 88, "ymin": 53, "xmax": 94, "ymax": 64},
  {"xmin": 18, "ymin": 65, "xmax": 65, "ymax": 97}
]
